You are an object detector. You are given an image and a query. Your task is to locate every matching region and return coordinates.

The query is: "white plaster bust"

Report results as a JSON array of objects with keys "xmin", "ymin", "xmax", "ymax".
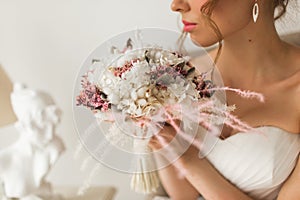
[{"xmin": 0, "ymin": 83, "xmax": 65, "ymax": 200}]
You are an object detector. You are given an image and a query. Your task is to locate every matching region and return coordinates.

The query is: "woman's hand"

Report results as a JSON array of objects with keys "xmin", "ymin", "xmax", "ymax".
[
  {"xmin": 148, "ymin": 123, "xmax": 176, "ymax": 150},
  {"xmin": 148, "ymin": 122, "xmax": 256, "ymax": 200},
  {"xmin": 148, "ymin": 122, "xmax": 200, "ymax": 166},
  {"xmin": 148, "ymin": 122, "xmax": 201, "ymax": 200}
]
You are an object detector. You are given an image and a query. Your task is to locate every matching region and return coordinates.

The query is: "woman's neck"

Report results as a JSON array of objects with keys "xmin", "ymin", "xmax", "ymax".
[{"xmin": 215, "ymin": 17, "xmax": 292, "ymax": 88}]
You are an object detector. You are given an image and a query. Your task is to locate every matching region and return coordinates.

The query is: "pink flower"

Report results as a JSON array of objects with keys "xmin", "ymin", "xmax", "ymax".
[{"xmin": 76, "ymin": 71, "xmax": 110, "ymax": 111}]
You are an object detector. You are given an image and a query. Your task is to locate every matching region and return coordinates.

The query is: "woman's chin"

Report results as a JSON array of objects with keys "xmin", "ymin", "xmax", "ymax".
[{"xmin": 189, "ymin": 33, "xmax": 218, "ymax": 48}]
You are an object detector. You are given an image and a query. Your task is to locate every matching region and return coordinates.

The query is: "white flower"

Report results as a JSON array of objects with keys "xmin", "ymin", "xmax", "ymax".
[{"xmin": 94, "ymin": 48, "xmax": 205, "ymax": 119}]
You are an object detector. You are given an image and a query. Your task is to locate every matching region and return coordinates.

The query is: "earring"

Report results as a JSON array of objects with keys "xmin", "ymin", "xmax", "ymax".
[{"xmin": 252, "ymin": 0, "xmax": 259, "ymax": 23}]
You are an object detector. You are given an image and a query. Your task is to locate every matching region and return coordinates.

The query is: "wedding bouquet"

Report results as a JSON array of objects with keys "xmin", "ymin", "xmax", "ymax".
[
  {"xmin": 74, "ymin": 29, "xmax": 264, "ymax": 194},
  {"xmin": 76, "ymin": 47, "xmax": 216, "ymax": 126}
]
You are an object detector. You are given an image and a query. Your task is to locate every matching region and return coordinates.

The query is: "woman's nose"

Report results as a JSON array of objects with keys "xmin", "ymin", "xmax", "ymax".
[{"xmin": 171, "ymin": 0, "xmax": 190, "ymax": 12}]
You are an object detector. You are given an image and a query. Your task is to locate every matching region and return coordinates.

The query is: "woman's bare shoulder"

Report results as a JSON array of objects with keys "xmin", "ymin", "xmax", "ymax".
[
  {"xmin": 291, "ymin": 47, "xmax": 300, "ymax": 134},
  {"xmin": 281, "ymin": 44, "xmax": 300, "ymax": 90},
  {"xmin": 281, "ymin": 32, "xmax": 300, "ymax": 47},
  {"xmin": 288, "ymin": 47, "xmax": 300, "ymax": 132},
  {"xmin": 277, "ymin": 155, "xmax": 300, "ymax": 199},
  {"xmin": 289, "ymin": 46, "xmax": 300, "ymax": 94}
]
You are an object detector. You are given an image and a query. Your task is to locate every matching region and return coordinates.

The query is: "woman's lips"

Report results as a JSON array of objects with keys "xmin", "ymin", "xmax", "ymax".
[{"xmin": 182, "ymin": 20, "xmax": 197, "ymax": 32}]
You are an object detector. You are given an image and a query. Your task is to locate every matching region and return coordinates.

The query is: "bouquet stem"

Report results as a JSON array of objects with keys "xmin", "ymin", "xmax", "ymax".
[
  {"xmin": 130, "ymin": 165, "xmax": 160, "ymax": 194},
  {"xmin": 130, "ymin": 139, "xmax": 160, "ymax": 194}
]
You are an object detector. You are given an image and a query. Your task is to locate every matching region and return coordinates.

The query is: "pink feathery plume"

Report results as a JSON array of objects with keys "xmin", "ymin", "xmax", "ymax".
[
  {"xmin": 164, "ymin": 112, "xmax": 203, "ymax": 149},
  {"xmin": 163, "ymin": 104, "xmax": 214, "ymax": 146},
  {"xmin": 208, "ymin": 87, "xmax": 265, "ymax": 102},
  {"xmin": 161, "ymin": 113, "xmax": 222, "ymax": 160},
  {"xmin": 208, "ymin": 105, "xmax": 254, "ymax": 132}
]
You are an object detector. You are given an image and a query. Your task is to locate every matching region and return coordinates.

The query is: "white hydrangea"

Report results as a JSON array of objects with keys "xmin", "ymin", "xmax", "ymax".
[{"xmin": 96, "ymin": 48, "xmax": 201, "ymax": 119}]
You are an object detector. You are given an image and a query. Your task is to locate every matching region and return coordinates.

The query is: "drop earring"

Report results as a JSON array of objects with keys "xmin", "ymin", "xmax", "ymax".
[{"xmin": 252, "ymin": 0, "xmax": 259, "ymax": 23}]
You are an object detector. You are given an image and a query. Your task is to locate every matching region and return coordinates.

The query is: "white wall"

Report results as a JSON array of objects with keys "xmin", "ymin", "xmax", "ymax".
[
  {"xmin": 0, "ymin": 1, "xmax": 178, "ymax": 200},
  {"xmin": 0, "ymin": 1, "xmax": 299, "ymax": 200}
]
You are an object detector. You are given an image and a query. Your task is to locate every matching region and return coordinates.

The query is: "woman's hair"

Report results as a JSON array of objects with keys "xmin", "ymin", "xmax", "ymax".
[
  {"xmin": 274, "ymin": 0, "xmax": 289, "ymax": 20},
  {"xmin": 200, "ymin": 0, "xmax": 223, "ymax": 64},
  {"xmin": 178, "ymin": 0, "xmax": 290, "ymax": 64}
]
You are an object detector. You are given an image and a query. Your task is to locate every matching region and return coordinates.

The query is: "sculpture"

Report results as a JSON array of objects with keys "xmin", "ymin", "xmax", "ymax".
[{"xmin": 0, "ymin": 83, "xmax": 65, "ymax": 200}]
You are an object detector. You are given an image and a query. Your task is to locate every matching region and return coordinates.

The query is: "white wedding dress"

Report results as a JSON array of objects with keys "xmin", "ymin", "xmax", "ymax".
[{"xmin": 153, "ymin": 126, "xmax": 300, "ymax": 200}]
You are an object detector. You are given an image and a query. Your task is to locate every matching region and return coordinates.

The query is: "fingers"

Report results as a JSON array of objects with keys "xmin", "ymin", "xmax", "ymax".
[
  {"xmin": 148, "ymin": 135, "xmax": 162, "ymax": 150},
  {"xmin": 149, "ymin": 134, "xmax": 170, "ymax": 150},
  {"xmin": 148, "ymin": 122, "xmax": 183, "ymax": 151},
  {"xmin": 148, "ymin": 134, "xmax": 169, "ymax": 150},
  {"xmin": 148, "ymin": 130, "xmax": 189, "ymax": 164},
  {"xmin": 148, "ymin": 129, "xmax": 178, "ymax": 150},
  {"xmin": 165, "ymin": 119, "xmax": 181, "ymax": 127}
]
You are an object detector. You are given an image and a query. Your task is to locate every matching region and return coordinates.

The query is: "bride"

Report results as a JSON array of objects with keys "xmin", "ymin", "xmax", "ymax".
[{"xmin": 148, "ymin": 0, "xmax": 300, "ymax": 199}]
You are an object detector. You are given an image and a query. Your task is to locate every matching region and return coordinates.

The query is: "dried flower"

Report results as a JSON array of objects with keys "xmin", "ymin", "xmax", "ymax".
[
  {"xmin": 76, "ymin": 71, "xmax": 110, "ymax": 111},
  {"xmin": 75, "ymin": 36, "xmax": 264, "ymax": 195}
]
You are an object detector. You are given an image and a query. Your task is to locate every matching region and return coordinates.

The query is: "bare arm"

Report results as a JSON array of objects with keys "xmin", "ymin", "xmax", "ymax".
[
  {"xmin": 149, "ymin": 126, "xmax": 254, "ymax": 200},
  {"xmin": 277, "ymin": 156, "xmax": 300, "ymax": 200},
  {"xmin": 150, "ymin": 129, "xmax": 199, "ymax": 200},
  {"xmin": 157, "ymin": 164, "xmax": 199, "ymax": 200}
]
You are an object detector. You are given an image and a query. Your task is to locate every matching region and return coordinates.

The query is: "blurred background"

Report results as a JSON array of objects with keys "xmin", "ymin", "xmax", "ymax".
[{"xmin": 0, "ymin": 0, "xmax": 299, "ymax": 199}]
